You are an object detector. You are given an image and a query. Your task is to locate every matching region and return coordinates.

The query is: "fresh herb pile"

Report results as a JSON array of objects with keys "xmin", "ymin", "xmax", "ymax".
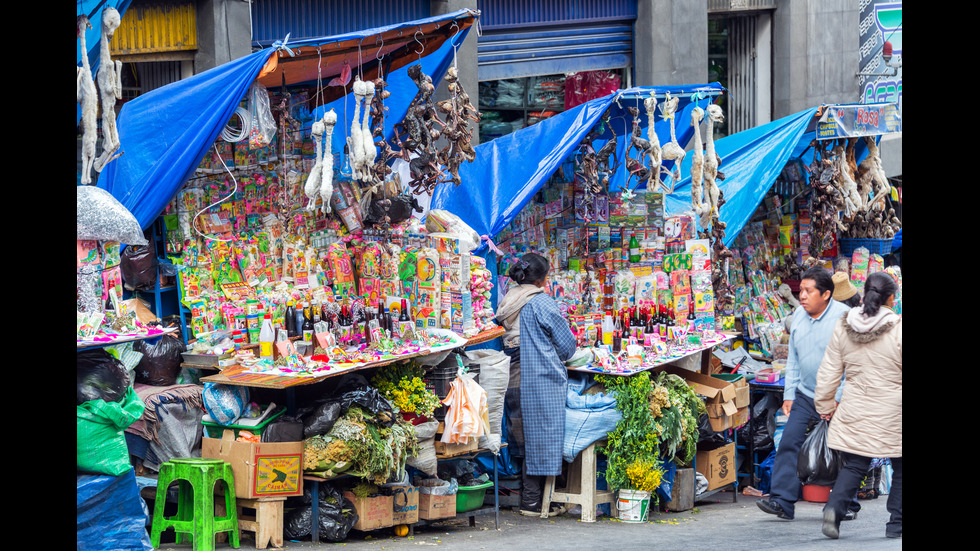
[
  {"xmin": 595, "ymin": 373, "xmax": 665, "ymax": 495},
  {"xmin": 596, "ymin": 370, "xmax": 707, "ymax": 496},
  {"xmin": 303, "ymin": 404, "xmax": 420, "ymax": 484},
  {"xmin": 370, "ymin": 360, "xmax": 441, "ymax": 418}
]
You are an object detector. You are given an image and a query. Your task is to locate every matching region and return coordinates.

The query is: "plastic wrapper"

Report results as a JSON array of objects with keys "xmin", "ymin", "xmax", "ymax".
[
  {"xmin": 462, "ymin": 349, "xmax": 510, "ymax": 453},
  {"xmin": 796, "ymin": 420, "xmax": 843, "ymax": 486},
  {"xmin": 77, "ymin": 348, "xmax": 130, "ymax": 405},
  {"xmin": 415, "ymin": 477, "xmax": 458, "ymax": 495},
  {"xmin": 248, "ymin": 81, "xmax": 277, "ymax": 148},
  {"xmin": 77, "ymin": 386, "xmax": 146, "ymax": 476},
  {"xmin": 425, "ymin": 209, "xmax": 480, "ymax": 252},
  {"xmin": 133, "ymin": 332, "xmax": 183, "ymax": 386},
  {"xmin": 283, "ymin": 483, "xmax": 358, "ymax": 542},
  {"xmin": 202, "ymin": 383, "xmax": 250, "ymax": 425},
  {"xmin": 564, "ymin": 70, "xmax": 621, "ymax": 110},
  {"xmin": 119, "ymin": 240, "xmax": 158, "ymax": 291},
  {"xmin": 76, "ymin": 185, "xmax": 148, "ymax": 246},
  {"xmin": 76, "ymin": 469, "xmax": 154, "ymax": 551},
  {"xmin": 440, "ymin": 371, "xmax": 490, "ymax": 445},
  {"xmin": 406, "ymin": 420, "xmax": 439, "ymax": 477}
]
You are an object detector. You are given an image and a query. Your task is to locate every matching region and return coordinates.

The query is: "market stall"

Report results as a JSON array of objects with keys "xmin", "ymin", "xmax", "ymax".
[
  {"xmin": 428, "ymin": 87, "xmax": 902, "ymax": 513},
  {"xmin": 79, "ymin": 7, "xmax": 530, "ymax": 546}
]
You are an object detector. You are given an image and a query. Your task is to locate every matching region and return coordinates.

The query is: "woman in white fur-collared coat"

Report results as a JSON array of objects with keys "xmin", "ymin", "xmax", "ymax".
[{"xmin": 814, "ymin": 272, "xmax": 902, "ymax": 540}]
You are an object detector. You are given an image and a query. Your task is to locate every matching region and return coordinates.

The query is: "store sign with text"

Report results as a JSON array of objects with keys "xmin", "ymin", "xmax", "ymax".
[{"xmin": 816, "ymin": 103, "xmax": 901, "ymax": 140}]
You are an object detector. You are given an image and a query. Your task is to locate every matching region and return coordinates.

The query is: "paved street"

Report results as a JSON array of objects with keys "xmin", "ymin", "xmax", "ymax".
[{"xmin": 155, "ymin": 491, "xmax": 901, "ymax": 550}]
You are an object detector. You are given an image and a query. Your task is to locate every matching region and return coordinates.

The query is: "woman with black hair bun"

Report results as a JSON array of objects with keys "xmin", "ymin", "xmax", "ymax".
[
  {"xmin": 494, "ymin": 252, "xmax": 577, "ymax": 517},
  {"xmin": 814, "ymin": 271, "xmax": 902, "ymax": 540}
]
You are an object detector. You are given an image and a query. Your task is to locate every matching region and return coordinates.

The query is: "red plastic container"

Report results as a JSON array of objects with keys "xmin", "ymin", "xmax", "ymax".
[{"xmin": 802, "ymin": 484, "xmax": 831, "ymax": 503}]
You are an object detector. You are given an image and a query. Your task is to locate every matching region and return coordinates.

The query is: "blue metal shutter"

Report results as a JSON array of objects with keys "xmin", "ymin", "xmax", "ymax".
[
  {"xmin": 477, "ymin": 0, "xmax": 637, "ymax": 81},
  {"xmin": 249, "ymin": 0, "xmax": 430, "ymax": 47}
]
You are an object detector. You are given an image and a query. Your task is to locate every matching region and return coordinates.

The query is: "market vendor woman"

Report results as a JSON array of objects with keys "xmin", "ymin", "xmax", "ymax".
[{"xmin": 499, "ymin": 253, "xmax": 577, "ymax": 517}]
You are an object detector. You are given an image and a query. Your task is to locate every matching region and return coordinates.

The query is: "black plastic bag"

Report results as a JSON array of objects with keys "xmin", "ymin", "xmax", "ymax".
[
  {"xmin": 134, "ymin": 332, "xmax": 183, "ymax": 386},
  {"xmin": 796, "ymin": 420, "xmax": 843, "ymax": 486},
  {"xmin": 283, "ymin": 484, "xmax": 358, "ymax": 542},
  {"xmin": 363, "ymin": 194, "xmax": 422, "ymax": 227},
  {"xmin": 263, "ymin": 415, "xmax": 305, "ymax": 443},
  {"xmin": 696, "ymin": 413, "xmax": 730, "ymax": 445},
  {"xmin": 302, "ymin": 402, "xmax": 344, "ymax": 438},
  {"xmin": 306, "ymin": 374, "xmax": 396, "ymax": 436},
  {"xmin": 120, "ymin": 239, "xmax": 157, "ymax": 291},
  {"xmin": 77, "ymin": 349, "xmax": 130, "ymax": 404}
]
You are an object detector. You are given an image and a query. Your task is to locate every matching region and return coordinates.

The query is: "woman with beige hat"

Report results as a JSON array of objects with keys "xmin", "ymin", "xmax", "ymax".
[{"xmin": 832, "ymin": 272, "xmax": 862, "ymax": 308}]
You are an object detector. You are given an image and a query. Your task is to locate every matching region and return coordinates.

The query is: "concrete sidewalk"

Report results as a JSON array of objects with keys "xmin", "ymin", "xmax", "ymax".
[{"xmin": 155, "ymin": 490, "xmax": 902, "ymax": 550}]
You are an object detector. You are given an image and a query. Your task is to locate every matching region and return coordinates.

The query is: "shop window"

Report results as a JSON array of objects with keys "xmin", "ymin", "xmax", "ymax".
[{"xmin": 478, "ymin": 68, "xmax": 628, "ymax": 142}]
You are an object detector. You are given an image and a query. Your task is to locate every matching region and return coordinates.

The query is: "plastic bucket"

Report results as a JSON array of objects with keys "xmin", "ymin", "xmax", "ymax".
[{"xmin": 617, "ymin": 489, "xmax": 651, "ymax": 523}]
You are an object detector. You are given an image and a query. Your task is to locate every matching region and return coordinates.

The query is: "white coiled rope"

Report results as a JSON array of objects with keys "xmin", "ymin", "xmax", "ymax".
[{"xmin": 221, "ymin": 106, "xmax": 251, "ymax": 143}]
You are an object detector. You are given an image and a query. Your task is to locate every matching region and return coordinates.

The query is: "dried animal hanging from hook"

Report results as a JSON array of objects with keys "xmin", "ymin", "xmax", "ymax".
[
  {"xmin": 77, "ymin": 15, "xmax": 98, "ymax": 185},
  {"xmin": 94, "ymin": 7, "xmax": 124, "ymax": 172}
]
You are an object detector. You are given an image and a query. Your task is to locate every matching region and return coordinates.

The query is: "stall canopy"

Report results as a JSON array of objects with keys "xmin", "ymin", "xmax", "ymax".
[
  {"xmin": 432, "ymin": 92, "xmax": 891, "ymax": 251},
  {"xmin": 429, "ymin": 84, "xmax": 728, "ymax": 252},
  {"xmin": 77, "ymin": 0, "xmax": 134, "ymax": 126},
  {"xmin": 96, "ymin": 8, "xmax": 479, "ymax": 232}
]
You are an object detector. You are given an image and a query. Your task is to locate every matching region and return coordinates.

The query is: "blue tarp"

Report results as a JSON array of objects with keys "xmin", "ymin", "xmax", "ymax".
[
  {"xmin": 96, "ymin": 9, "xmax": 475, "ymax": 234},
  {"xmin": 430, "ymin": 84, "xmax": 727, "ymax": 251},
  {"xmin": 431, "ymin": 88, "xmax": 882, "ymax": 250}
]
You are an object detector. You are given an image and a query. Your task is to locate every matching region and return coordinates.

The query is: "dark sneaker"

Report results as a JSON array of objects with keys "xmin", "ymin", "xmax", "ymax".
[
  {"xmin": 843, "ymin": 510, "xmax": 858, "ymax": 521},
  {"xmin": 886, "ymin": 530, "xmax": 902, "ymax": 538},
  {"xmin": 757, "ymin": 498, "xmax": 794, "ymax": 520},
  {"xmin": 822, "ymin": 509, "xmax": 841, "ymax": 539}
]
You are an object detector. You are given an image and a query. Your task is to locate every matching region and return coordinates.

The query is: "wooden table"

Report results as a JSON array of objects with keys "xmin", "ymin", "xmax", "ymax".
[
  {"xmin": 566, "ymin": 332, "xmax": 734, "ymax": 377},
  {"xmin": 200, "ymin": 326, "xmax": 504, "ymax": 411}
]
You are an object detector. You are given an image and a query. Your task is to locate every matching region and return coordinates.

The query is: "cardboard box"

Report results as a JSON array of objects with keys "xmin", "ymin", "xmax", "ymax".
[
  {"xmin": 656, "ymin": 365, "xmax": 740, "ymax": 431},
  {"xmin": 706, "ymin": 405, "xmax": 749, "ymax": 432},
  {"xmin": 391, "ymin": 485, "xmax": 420, "ymax": 525},
  {"xmin": 343, "ymin": 491, "xmax": 394, "ymax": 531},
  {"xmin": 696, "ymin": 442, "xmax": 737, "ymax": 491},
  {"xmin": 418, "ymin": 492, "xmax": 457, "ymax": 520},
  {"xmin": 202, "ymin": 430, "xmax": 303, "ymax": 499}
]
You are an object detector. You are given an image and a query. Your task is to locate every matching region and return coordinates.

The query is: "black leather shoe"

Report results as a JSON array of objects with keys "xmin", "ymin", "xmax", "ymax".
[
  {"xmin": 843, "ymin": 510, "xmax": 857, "ymax": 521},
  {"xmin": 822, "ymin": 509, "xmax": 841, "ymax": 539},
  {"xmin": 757, "ymin": 498, "xmax": 794, "ymax": 520}
]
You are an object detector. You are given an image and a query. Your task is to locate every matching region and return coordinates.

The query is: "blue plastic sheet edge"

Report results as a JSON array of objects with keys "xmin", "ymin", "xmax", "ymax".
[{"xmin": 432, "ymin": 97, "xmax": 886, "ymax": 251}]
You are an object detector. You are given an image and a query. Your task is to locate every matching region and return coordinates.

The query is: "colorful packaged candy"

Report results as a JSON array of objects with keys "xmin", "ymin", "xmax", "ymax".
[{"xmin": 850, "ymin": 247, "xmax": 870, "ymax": 292}]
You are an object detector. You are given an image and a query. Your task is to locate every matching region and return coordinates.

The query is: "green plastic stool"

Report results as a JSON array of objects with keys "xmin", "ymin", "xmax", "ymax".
[{"xmin": 150, "ymin": 458, "xmax": 240, "ymax": 550}]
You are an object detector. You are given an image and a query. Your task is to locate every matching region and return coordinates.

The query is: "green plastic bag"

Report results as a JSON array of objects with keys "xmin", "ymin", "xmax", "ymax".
[{"xmin": 77, "ymin": 386, "xmax": 145, "ymax": 476}]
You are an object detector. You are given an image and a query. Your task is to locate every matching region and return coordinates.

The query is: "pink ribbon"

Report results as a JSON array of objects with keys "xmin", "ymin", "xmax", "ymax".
[{"xmin": 481, "ymin": 235, "xmax": 504, "ymax": 256}]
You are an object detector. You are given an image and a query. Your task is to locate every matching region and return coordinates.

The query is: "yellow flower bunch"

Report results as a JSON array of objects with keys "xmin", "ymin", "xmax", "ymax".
[{"xmin": 626, "ymin": 459, "xmax": 665, "ymax": 493}]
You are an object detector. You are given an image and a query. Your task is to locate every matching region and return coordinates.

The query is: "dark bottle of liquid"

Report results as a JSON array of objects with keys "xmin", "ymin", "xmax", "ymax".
[
  {"xmin": 593, "ymin": 324, "xmax": 603, "ymax": 348},
  {"xmin": 302, "ymin": 302, "xmax": 314, "ymax": 343},
  {"xmin": 285, "ymin": 301, "xmax": 297, "ymax": 338},
  {"xmin": 613, "ymin": 330, "xmax": 622, "ymax": 353}
]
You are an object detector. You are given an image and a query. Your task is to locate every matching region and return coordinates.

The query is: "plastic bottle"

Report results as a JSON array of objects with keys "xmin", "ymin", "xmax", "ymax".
[
  {"xmin": 259, "ymin": 313, "xmax": 275, "ymax": 360},
  {"xmin": 602, "ymin": 314, "xmax": 614, "ymax": 345},
  {"xmin": 629, "ymin": 232, "xmax": 641, "ymax": 263}
]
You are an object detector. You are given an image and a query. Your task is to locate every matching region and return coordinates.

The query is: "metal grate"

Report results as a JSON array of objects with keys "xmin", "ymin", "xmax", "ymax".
[{"xmin": 727, "ymin": 15, "xmax": 757, "ymax": 136}]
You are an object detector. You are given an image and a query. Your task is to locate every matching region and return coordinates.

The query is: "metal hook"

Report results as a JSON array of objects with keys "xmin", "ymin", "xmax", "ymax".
[
  {"xmin": 414, "ymin": 29, "xmax": 425, "ymax": 56},
  {"xmin": 375, "ymin": 34, "xmax": 384, "ymax": 61}
]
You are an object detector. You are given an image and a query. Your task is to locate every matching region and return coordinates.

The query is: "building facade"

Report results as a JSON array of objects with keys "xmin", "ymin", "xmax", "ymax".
[{"xmin": 87, "ymin": 0, "xmax": 901, "ymax": 177}]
